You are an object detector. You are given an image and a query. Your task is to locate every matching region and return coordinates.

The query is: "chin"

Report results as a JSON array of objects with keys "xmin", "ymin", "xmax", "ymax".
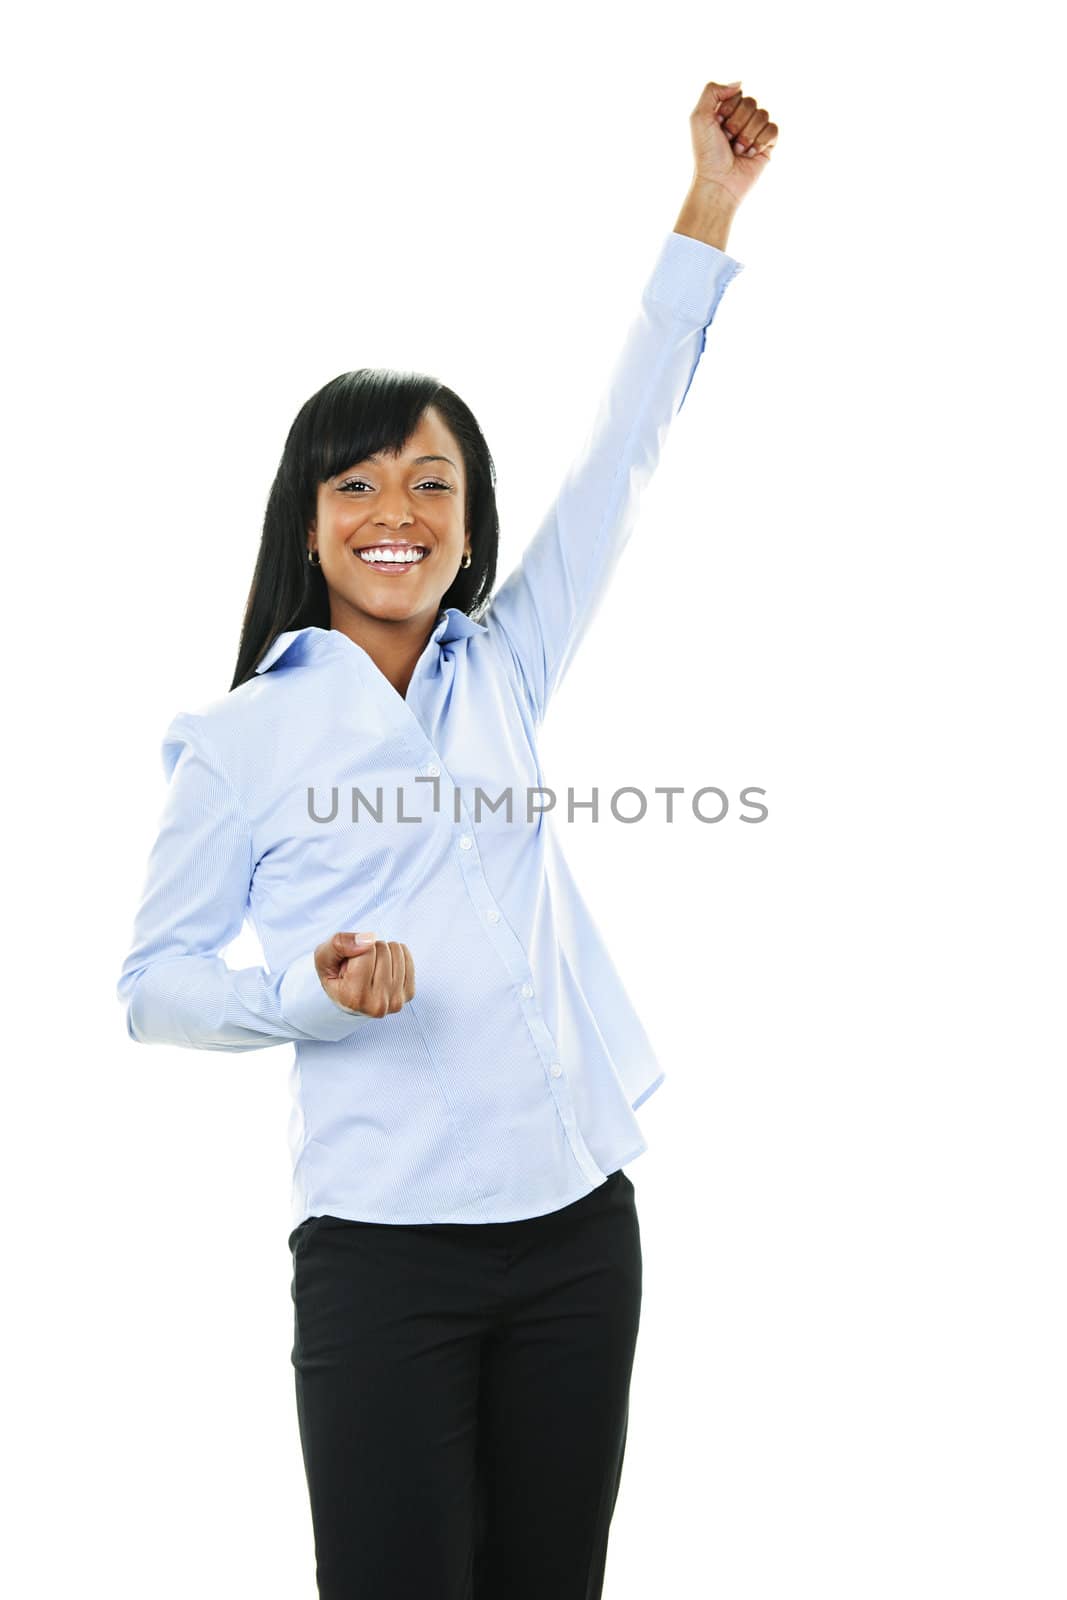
[{"xmin": 348, "ymin": 588, "xmax": 439, "ymax": 622}]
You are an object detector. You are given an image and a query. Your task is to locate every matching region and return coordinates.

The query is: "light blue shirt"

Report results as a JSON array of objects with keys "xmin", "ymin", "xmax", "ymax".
[{"xmin": 116, "ymin": 229, "xmax": 744, "ymax": 1225}]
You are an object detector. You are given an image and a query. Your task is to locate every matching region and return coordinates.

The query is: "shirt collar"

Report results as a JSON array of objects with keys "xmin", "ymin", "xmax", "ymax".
[{"xmin": 254, "ymin": 607, "xmax": 484, "ymax": 674}]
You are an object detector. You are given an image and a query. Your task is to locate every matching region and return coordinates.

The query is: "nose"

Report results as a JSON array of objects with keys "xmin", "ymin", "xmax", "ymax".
[{"xmin": 372, "ymin": 487, "xmax": 417, "ymax": 525}]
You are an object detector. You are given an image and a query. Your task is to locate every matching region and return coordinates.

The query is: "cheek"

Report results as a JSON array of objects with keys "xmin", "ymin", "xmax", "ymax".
[
  {"xmin": 324, "ymin": 505, "xmax": 360, "ymax": 540},
  {"xmin": 439, "ymin": 505, "xmax": 467, "ymax": 536}
]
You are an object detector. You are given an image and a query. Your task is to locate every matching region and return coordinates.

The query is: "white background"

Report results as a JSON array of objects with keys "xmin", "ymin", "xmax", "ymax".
[{"xmin": 4, "ymin": 2, "xmax": 1062, "ymax": 1595}]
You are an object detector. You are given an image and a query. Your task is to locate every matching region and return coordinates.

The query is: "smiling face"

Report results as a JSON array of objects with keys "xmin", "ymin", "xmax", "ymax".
[{"xmin": 308, "ymin": 405, "xmax": 471, "ymax": 633}]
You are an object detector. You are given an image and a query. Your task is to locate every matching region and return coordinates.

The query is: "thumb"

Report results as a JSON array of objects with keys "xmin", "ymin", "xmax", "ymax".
[
  {"xmin": 321, "ymin": 930, "xmax": 377, "ymax": 978},
  {"xmin": 704, "ymin": 80, "xmax": 742, "ymax": 111}
]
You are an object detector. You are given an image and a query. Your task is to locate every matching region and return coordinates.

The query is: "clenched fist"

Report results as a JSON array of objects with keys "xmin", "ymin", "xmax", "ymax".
[
  {"xmin": 314, "ymin": 932, "xmax": 416, "ymax": 1019},
  {"xmin": 689, "ymin": 79, "xmax": 779, "ymax": 207}
]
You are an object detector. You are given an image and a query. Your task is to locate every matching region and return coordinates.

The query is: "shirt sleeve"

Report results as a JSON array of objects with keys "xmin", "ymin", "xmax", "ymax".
[
  {"xmin": 116, "ymin": 713, "xmax": 370, "ymax": 1050},
  {"xmin": 483, "ymin": 230, "xmax": 744, "ymax": 725}
]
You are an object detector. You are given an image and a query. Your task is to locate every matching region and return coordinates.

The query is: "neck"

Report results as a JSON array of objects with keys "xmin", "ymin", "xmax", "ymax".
[{"xmin": 328, "ymin": 601, "xmax": 440, "ymax": 698}]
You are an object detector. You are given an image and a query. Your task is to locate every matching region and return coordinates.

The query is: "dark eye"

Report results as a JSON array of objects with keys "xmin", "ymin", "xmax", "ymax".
[{"xmin": 339, "ymin": 478, "xmax": 452, "ymax": 493}]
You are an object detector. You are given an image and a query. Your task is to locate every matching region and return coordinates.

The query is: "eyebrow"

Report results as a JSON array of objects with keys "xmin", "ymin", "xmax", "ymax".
[{"xmin": 363, "ymin": 452, "xmax": 458, "ymax": 470}]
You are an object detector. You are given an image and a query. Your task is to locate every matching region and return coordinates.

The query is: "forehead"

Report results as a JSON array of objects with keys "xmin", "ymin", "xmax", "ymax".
[{"xmin": 359, "ymin": 406, "xmax": 461, "ymax": 473}]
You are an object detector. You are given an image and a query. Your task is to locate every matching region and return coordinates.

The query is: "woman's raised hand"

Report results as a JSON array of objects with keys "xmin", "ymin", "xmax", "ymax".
[
  {"xmin": 314, "ymin": 932, "xmax": 416, "ymax": 1019},
  {"xmin": 688, "ymin": 79, "xmax": 779, "ymax": 208}
]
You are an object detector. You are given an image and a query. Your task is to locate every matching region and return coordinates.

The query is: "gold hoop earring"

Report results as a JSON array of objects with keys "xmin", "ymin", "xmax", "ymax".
[
  {"xmin": 461, "ymin": 551, "xmax": 472, "ymax": 569},
  {"xmin": 308, "ymin": 547, "xmax": 321, "ymax": 566}
]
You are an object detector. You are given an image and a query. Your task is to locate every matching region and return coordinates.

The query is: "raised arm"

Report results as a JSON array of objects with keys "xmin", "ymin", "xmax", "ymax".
[
  {"xmin": 482, "ymin": 225, "xmax": 742, "ymax": 725},
  {"xmin": 482, "ymin": 79, "xmax": 776, "ymax": 727},
  {"xmin": 116, "ymin": 713, "xmax": 368, "ymax": 1050}
]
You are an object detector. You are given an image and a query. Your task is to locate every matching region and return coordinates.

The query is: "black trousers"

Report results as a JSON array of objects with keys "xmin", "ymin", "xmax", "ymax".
[{"xmin": 288, "ymin": 1167, "xmax": 642, "ymax": 1599}]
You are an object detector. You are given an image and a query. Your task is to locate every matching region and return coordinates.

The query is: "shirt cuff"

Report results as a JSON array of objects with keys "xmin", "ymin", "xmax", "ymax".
[
  {"xmin": 645, "ymin": 229, "xmax": 745, "ymax": 327},
  {"xmin": 278, "ymin": 948, "xmax": 370, "ymax": 1041}
]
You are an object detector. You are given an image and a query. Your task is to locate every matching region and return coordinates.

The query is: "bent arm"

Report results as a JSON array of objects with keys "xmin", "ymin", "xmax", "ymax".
[
  {"xmin": 483, "ymin": 224, "xmax": 744, "ymax": 726},
  {"xmin": 116, "ymin": 714, "xmax": 368, "ymax": 1051}
]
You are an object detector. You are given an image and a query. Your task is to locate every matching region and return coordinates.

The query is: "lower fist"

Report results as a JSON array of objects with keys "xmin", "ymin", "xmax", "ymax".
[{"xmin": 314, "ymin": 932, "xmax": 416, "ymax": 1020}]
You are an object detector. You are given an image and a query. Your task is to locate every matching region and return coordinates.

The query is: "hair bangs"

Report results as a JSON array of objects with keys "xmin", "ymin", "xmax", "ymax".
[{"xmin": 307, "ymin": 369, "xmax": 444, "ymax": 492}]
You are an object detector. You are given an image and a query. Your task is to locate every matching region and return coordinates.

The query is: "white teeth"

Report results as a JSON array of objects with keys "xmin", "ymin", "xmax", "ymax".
[{"xmin": 357, "ymin": 547, "xmax": 426, "ymax": 564}]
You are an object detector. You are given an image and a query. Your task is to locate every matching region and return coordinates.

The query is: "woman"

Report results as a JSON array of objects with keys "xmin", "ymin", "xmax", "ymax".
[{"xmin": 117, "ymin": 78, "xmax": 776, "ymax": 1600}]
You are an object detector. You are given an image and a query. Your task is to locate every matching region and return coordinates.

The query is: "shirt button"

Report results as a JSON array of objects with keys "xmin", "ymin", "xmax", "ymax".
[
  {"xmin": 427, "ymin": 763, "xmax": 440, "ymax": 777},
  {"xmin": 521, "ymin": 982, "xmax": 533, "ymax": 998},
  {"xmin": 487, "ymin": 909, "xmax": 500, "ymax": 924},
  {"xmin": 549, "ymin": 1062, "xmax": 562, "ymax": 1078},
  {"xmin": 459, "ymin": 835, "xmax": 473, "ymax": 849}
]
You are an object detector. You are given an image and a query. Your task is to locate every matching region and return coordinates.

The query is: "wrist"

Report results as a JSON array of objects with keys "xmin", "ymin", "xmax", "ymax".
[{"xmin": 673, "ymin": 178, "xmax": 738, "ymax": 251}]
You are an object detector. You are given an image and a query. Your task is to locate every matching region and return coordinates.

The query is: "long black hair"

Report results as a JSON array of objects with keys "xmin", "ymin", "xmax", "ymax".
[{"xmin": 229, "ymin": 368, "xmax": 500, "ymax": 691}]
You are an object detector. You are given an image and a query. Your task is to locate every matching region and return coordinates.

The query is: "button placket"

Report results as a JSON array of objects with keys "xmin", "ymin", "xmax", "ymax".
[{"xmin": 448, "ymin": 795, "xmax": 593, "ymax": 1168}]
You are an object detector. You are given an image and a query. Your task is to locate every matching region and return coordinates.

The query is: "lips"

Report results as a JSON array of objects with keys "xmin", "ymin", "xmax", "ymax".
[{"xmin": 353, "ymin": 544, "xmax": 429, "ymax": 572}]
